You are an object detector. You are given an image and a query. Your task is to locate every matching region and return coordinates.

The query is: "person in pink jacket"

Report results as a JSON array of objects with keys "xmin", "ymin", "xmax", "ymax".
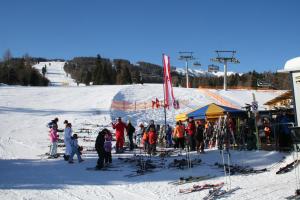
[{"xmin": 49, "ymin": 123, "xmax": 59, "ymax": 158}]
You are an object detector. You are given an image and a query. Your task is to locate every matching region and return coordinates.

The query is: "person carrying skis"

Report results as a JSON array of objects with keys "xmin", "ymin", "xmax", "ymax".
[
  {"xmin": 68, "ymin": 134, "xmax": 84, "ymax": 163},
  {"xmin": 112, "ymin": 117, "xmax": 127, "ymax": 153},
  {"xmin": 49, "ymin": 123, "xmax": 59, "ymax": 158},
  {"xmin": 126, "ymin": 120, "xmax": 136, "ymax": 151},
  {"xmin": 95, "ymin": 129, "xmax": 105, "ymax": 169},
  {"xmin": 63, "ymin": 121, "xmax": 72, "ymax": 161},
  {"xmin": 103, "ymin": 129, "xmax": 112, "ymax": 165},
  {"xmin": 186, "ymin": 117, "xmax": 196, "ymax": 151}
]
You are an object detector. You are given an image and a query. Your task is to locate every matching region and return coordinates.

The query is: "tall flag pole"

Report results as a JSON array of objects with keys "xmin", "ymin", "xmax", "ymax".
[
  {"xmin": 162, "ymin": 54, "xmax": 167, "ymax": 134},
  {"xmin": 163, "ymin": 54, "xmax": 176, "ymax": 109}
]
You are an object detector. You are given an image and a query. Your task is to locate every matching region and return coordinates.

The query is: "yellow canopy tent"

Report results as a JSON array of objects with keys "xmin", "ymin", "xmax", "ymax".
[{"xmin": 175, "ymin": 112, "xmax": 188, "ymax": 121}]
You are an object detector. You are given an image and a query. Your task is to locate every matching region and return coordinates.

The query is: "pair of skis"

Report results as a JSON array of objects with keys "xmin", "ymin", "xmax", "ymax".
[
  {"xmin": 203, "ymin": 185, "xmax": 241, "ymax": 200},
  {"xmin": 179, "ymin": 182, "xmax": 224, "ymax": 194},
  {"xmin": 276, "ymin": 160, "xmax": 300, "ymax": 175},
  {"xmin": 169, "ymin": 175, "xmax": 215, "ymax": 186}
]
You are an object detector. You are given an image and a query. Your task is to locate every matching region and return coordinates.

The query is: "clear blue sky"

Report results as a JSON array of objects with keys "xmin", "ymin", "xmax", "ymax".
[{"xmin": 0, "ymin": 0, "xmax": 300, "ymax": 72}]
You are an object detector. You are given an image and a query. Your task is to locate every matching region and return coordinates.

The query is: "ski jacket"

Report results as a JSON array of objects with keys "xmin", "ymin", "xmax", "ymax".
[
  {"xmin": 186, "ymin": 121, "xmax": 196, "ymax": 136},
  {"xmin": 146, "ymin": 124, "xmax": 156, "ymax": 133},
  {"xmin": 126, "ymin": 123, "xmax": 136, "ymax": 136},
  {"xmin": 49, "ymin": 128, "xmax": 59, "ymax": 143},
  {"xmin": 95, "ymin": 131, "xmax": 105, "ymax": 153},
  {"xmin": 173, "ymin": 125, "xmax": 184, "ymax": 139},
  {"xmin": 195, "ymin": 125, "xmax": 204, "ymax": 141},
  {"xmin": 148, "ymin": 131, "xmax": 157, "ymax": 145},
  {"xmin": 142, "ymin": 132, "xmax": 149, "ymax": 142},
  {"xmin": 70, "ymin": 138, "xmax": 79, "ymax": 149},
  {"xmin": 64, "ymin": 127, "xmax": 72, "ymax": 142},
  {"xmin": 104, "ymin": 133, "xmax": 112, "ymax": 152},
  {"xmin": 112, "ymin": 121, "xmax": 127, "ymax": 137}
]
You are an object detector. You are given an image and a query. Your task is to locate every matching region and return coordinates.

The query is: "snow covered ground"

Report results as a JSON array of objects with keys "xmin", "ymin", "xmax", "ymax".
[{"xmin": 0, "ymin": 62, "xmax": 297, "ymax": 199}]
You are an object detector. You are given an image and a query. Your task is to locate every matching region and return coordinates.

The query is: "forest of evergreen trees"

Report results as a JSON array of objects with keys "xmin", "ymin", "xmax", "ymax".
[
  {"xmin": 64, "ymin": 55, "xmax": 291, "ymax": 90},
  {"xmin": 0, "ymin": 51, "xmax": 49, "ymax": 86},
  {"xmin": 0, "ymin": 51, "xmax": 291, "ymax": 90}
]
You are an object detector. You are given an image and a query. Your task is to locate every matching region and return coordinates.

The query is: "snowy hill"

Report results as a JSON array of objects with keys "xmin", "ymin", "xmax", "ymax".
[{"xmin": 0, "ymin": 62, "xmax": 296, "ymax": 200}]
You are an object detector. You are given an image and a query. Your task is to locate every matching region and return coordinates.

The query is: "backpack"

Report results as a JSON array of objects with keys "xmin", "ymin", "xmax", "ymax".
[{"xmin": 47, "ymin": 121, "xmax": 54, "ymax": 128}]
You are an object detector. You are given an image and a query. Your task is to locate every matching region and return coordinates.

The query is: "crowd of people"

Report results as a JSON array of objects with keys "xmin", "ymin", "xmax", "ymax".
[{"xmin": 47, "ymin": 111, "xmax": 294, "ymax": 169}]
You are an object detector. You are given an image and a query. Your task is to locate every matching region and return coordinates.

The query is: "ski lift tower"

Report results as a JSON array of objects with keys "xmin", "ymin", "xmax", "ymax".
[
  {"xmin": 178, "ymin": 51, "xmax": 196, "ymax": 88},
  {"xmin": 211, "ymin": 50, "xmax": 240, "ymax": 90}
]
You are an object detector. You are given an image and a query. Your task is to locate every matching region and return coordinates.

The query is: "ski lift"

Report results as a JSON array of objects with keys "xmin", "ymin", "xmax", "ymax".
[{"xmin": 193, "ymin": 61, "xmax": 201, "ymax": 67}]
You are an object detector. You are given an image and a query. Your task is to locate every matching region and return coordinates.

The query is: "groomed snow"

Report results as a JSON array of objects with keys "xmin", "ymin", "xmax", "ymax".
[{"xmin": 0, "ymin": 62, "xmax": 297, "ymax": 200}]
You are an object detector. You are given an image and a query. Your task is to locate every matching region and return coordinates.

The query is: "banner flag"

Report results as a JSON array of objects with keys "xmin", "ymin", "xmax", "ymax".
[{"xmin": 163, "ymin": 54, "xmax": 176, "ymax": 109}]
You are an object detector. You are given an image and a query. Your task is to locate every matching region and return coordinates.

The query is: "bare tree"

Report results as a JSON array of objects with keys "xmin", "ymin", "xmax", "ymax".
[{"xmin": 3, "ymin": 49, "xmax": 12, "ymax": 62}]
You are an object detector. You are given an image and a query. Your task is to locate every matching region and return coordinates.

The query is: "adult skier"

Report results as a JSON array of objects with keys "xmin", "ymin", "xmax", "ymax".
[
  {"xmin": 186, "ymin": 117, "xmax": 196, "ymax": 151},
  {"xmin": 63, "ymin": 122, "xmax": 72, "ymax": 161},
  {"xmin": 95, "ymin": 129, "xmax": 105, "ymax": 169},
  {"xmin": 195, "ymin": 120, "xmax": 205, "ymax": 153},
  {"xmin": 126, "ymin": 121, "xmax": 136, "ymax": 150},
  {"xmin": 112, "ymin": 117, "xmax": 127, "ymax": 153}
]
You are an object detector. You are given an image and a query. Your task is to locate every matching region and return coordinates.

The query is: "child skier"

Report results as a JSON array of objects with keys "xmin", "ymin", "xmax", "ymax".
[
  {"xmin": 49, "ymin": 123, "xmax": 59, "ymax": 158},
  {"xmin": 103, "ymin": 129, "xmax": 112, "ymax": 165},
  {"xmin": 68, "ymin": 134, "xmax": 84, "ymax": 163}
]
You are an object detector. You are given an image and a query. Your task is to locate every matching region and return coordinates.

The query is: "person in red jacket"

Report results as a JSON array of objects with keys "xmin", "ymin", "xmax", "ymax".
[
  {"xmin": 148, "ymin": 127, "xmax": 157, "ymax": 155},
  {"xmin": 186, "ymin": 117, "xmax": 196, "ymax": 151},
  {"xmin": 112, "ymin": 117, "xmax": 127, "ymax": 153}
]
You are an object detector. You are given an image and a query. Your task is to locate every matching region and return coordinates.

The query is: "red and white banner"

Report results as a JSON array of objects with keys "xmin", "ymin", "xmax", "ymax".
[{"xmin": 163, "ymin": 54, "xmax": 177, "ymax": 109}]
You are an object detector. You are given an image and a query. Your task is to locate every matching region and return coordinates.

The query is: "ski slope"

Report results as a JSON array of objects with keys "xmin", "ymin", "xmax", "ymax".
[
  {"xmin": 0, "ymin": 62, "xmax": 297, "ymax": 200},
  {"xmin": 33, "ymin": 61, "xmax": 82, "ymax": 86}
]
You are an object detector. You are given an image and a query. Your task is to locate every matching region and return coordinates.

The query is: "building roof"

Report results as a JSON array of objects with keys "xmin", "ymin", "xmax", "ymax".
[{"xmin": 264, "ymin": 91, "xmax": 293, "ymax": 106}]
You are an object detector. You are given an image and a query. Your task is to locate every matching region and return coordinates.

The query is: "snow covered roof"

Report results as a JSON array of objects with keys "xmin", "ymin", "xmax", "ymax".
[{"xmin": 279, "ymin": 57, "xmax": 300, "ymax": 72}]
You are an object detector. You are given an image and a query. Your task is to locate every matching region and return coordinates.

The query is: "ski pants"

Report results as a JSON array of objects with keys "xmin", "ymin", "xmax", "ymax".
[
  {"xmin": 104, "ymin": 151, "xmax": 112, "ymax": 164},
  {"xmin": 128, "ymin": 134, "xmax": 134, "ymax": 150},
  {"xmin": 64, "ymin": 139, "xmax": 72, "ymax": 156},
  {"xmin": 116, "ymin": 134, "xmax": 124, "ymax": 151},
  {"xmin": 69, "ymin": 147, "xmax": 83, "ymax": 162},
  {"xmin": 166, "ymin": 134, "xmax": 173, "ymax": 147},
  {"xmin": 178, "ymin": 138, "xmax": 185, "ymax": 150},
  {"xmin": 187, "ymin": 134, "xmax": 196, "ymax": 151},
  {"xmin": 116, "ymin": 134, "xmax": 124, "ymax": 150},
  {"xmin": 96, "ymin": 150, "xmax": 104, "ymax": 169},
  {"xmin": 50, "ymin": 141, "xmax": 58, "ymax": 156}
]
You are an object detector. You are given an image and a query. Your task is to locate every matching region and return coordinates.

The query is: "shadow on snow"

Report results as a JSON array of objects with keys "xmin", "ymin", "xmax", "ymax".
[{"xmin": 0, "ymin": 149, "xmax": 288, "ymax": 190}]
